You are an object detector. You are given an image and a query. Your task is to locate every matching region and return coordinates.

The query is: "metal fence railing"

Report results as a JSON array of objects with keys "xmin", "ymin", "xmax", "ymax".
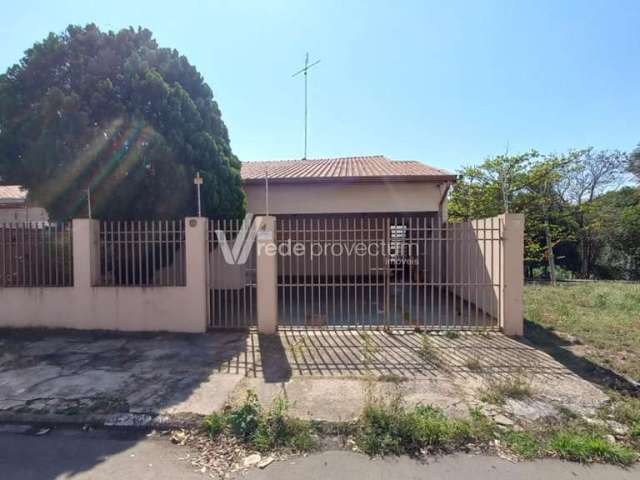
[
  {"xmin": 207, "ymin": 219, "xmax": 257, "ymax": 329},
  {"xmin": 0, "ymin": 222, "xmax": 74, "ymax": 287},
  {"xmin": 276, "ymin": 215, "xmax": 502, "ymax": 330},
  {"xmin": 97, "ymin": 220, "xmax": 186, "ymax": 287}
]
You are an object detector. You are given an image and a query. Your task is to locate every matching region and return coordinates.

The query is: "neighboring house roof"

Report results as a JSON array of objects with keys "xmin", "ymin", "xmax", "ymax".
[
  {"xmin": 0, "ymin": 185, "xmax": 27, "ymax": 205},
  {"xmin": 241, "ymin": 155, "xmax": 457, "ymax": 184}
]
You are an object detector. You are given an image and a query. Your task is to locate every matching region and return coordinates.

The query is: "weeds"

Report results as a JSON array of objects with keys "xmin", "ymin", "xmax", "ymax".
[
  {"xmin": 200, "ymin": 389, "xmax": 640, "ymax": 466},
  {"xmin": 481, "ymin": 375, "xmax": 532, "ymax": 405},
  {"xmin": 202, "ymin": 412, "xmax": 226, "ymax": 438},
  {"xmin": 417, "ymin": 334, "xmax": 441, "ymax": 365},
  {"xmin": 464, "ymin": 356, "xmax": 482, "ymax": 371},
  {"xmin": 548, "ymin": 431, "xmax": 637, "ymax": 465},
  {"xmin": 501, "ymin": 430, "xmax": 543, "ymax": 459},
  {"xmin": 252, "ymin": 396, "xmax": 316, "ymax": 452},
  {"xmin": 444, "ymin": 331, "xmax": 460, "ymax": 339},
  {"xmin": 360, "ymin": 332, "xmax": 380, "ymax": 363},
  {"xmin": 356, "ymin": 394, "xmax": 495, "ymax": 456},
  {"xmin": 228, "ymin": 391, "xmax": 261, "ymax": 441},
  {"xmin": 201, "ymin": 390, "xmax": 316, "ymax": 453}
]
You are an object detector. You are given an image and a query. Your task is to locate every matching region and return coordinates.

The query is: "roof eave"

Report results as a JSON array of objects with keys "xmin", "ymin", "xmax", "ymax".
[{"xmin": 242, "ymin": 175, "xmax": 458, "ymax": 185}]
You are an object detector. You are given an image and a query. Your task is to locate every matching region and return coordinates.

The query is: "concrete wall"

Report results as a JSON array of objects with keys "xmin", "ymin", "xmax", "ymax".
[
  {"xmin": 245, "ymin": 181, "xmax": 444, "ymax": 215},
  {"xmin": 0, "ymin": 218, "xmax": 208, "ymax": 333},
  {"xmin": 445, "ymin": 214, "xmax": 524, "ymax": 335}
]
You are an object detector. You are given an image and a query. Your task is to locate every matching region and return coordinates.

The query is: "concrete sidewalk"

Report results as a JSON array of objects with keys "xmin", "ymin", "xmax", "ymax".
[{"xmin": 0, "ymin": 328, "xmax": 608, "ymax": 425}]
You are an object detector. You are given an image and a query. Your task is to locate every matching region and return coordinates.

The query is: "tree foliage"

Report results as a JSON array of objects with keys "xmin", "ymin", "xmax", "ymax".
[
  {"xmin": 0, "ymin": 24, "xmax": 244, "ymax": 220},
  {"xmin": 631, "ymin": 144, "xmax": 640, "ymax": 181},
  {"xmin": 449, "ymin": 148, "xmax": 633, "ymax": 280}
]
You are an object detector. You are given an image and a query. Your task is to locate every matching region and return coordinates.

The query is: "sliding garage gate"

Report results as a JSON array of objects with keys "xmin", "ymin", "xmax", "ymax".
[{"xmin": 276, "ymin": 214, "xmax": 502, "ymax": 330}]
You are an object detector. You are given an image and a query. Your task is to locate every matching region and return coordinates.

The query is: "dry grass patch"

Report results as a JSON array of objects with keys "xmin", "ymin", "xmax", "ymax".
[{"xmin": 480, "ymin": 375, "xmax": 533, "ymax": 405}]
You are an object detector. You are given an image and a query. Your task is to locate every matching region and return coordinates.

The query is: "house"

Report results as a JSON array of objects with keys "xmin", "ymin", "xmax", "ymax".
[
  {"xmin": 241, "ymin": 155, "xmax": 456, "ymax": 220},
  {"xmin": 0, "ymin": 186, "xmax": 48, "ymax": 223}
]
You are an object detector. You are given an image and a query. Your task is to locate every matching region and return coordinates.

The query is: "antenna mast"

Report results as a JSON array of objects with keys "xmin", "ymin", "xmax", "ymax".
[{"xmin": 292, "ymin": 52, "xmax": 320, "ymax": 159}]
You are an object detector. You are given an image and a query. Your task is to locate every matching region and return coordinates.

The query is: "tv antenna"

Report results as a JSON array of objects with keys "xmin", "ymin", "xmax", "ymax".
[{"xmin": 292, "ymin": 52, "xmax": 320, "ymax": 159}]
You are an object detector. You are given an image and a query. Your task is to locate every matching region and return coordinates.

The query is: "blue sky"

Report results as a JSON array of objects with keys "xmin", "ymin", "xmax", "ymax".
[{"xmin": 1, "ymin": 0, "xmax": 638, "ymax": 172}]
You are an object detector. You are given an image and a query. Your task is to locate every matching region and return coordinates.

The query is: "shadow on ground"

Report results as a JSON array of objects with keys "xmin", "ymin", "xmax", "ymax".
[
  {"xmin": 522, "ymin": 319, "xmax": 639, "ymax": 394},
  {"xmin": 0, "ymin": 325, "xmax": 623, "ymax": 478}
]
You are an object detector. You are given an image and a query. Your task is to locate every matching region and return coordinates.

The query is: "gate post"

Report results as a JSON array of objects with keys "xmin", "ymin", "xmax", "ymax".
[
  {"xmin": 185, "ymin": 217, "xmax": 208, "ymax": 332},
  {"xmin": 72, "ymin": 218, "xmax": 100, "ymax": 288},
  {"xmin": 255, "ymin": 216, "xmax": 278, "ymax": 334},
  {"xmin": 500, "ymin": 213, "xmax": 524, "ymax": 336}
]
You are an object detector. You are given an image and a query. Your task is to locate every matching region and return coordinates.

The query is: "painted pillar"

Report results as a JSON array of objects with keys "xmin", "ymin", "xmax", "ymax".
[
  {"xmin": 184, "ymin": 217, "xmax": 209, "ymax": 332},
  {"xmin": 500, "ymin": 213, "xmax": 524, "ymax": 336},
  {"xmin": 254, "ymin": 215, "xmax": 278, "ymax": 334},
  {"xmin": 72, "ymin": 218, "xmax": 99, "ymax": 288}
]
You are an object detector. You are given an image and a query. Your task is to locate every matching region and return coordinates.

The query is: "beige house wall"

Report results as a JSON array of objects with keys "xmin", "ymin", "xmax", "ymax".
[
  {"xmin": 245, "ymin": 181, "xmax": 444, "ymax": 215},
  {"xmin": 0, "ymin": 206, "xmax": 48, "ymax": 223}
]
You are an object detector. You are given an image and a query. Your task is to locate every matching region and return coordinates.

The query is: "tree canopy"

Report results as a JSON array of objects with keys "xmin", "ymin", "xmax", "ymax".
[
  {"xmin": 449, "ymin": 148, "xmax": 636, "ymax": 280},
  {"xmin": 0, "ymin": 24, "xmax": 245, "ymax": 220}
]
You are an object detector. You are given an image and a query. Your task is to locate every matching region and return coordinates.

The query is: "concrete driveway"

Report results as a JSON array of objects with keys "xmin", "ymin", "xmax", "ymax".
[{"xmin": 0, "ymin": 328, "xmax": 609, "ymax": 423}]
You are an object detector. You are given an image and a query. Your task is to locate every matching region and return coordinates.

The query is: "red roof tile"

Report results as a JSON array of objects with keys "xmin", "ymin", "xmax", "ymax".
[{"xmin": 241, "ymin": 156, "xmax": 455, "ymax": 183}]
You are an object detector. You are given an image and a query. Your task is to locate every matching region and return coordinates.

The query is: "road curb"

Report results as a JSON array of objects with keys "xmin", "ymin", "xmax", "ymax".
[{"xmin": 0, "ymin": 411, "xmax": 204, "ymax": 431}]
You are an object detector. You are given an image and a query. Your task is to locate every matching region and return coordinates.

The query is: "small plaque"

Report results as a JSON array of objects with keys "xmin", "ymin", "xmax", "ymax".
[{"xmin": 189, "ymin": 219, "xmax": 198, "ymax": 227}]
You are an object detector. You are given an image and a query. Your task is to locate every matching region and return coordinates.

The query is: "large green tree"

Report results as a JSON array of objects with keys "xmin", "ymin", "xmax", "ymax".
[
  {"xmin": 0, "ymin": 24, "xmax": 245, "ymax": 220},
  {"xmin": 631, "ymin": 144, "xmax": 640, "ymax": 180}
]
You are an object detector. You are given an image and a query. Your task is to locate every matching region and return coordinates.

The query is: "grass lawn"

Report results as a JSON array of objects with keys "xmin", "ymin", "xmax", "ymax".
[{"xmin": 524, "ymin": 282, "xmax": 640, "ymax": 381}]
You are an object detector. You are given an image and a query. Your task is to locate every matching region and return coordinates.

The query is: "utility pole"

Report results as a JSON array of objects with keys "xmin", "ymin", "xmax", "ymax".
[
  {"xmin": 194, "ymin": 171, "xmax": 203, "ymax": 217},
  {"xmin": 86, "ymin": 188, "xmax": 92, "ymax": 219},
  {"xmin": 292, "ymin": 53, "xmax": 320, "ymax": 159}
]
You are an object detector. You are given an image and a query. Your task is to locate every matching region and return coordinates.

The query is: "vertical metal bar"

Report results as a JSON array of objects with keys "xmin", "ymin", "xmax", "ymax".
[
  {"xmin": 282, "ymin": 217, "xmax": 295, "ymax": 324},
  {"xmin": 498, "ymin": 217, "xmax": 502, "ymax": 329},
  {"xmin": 58, "ymin": 223, "xmax": 67, "ymax": 286},
  {"xmin": 136, "ymin": 221, "xmax": 141, "ymax": 286},
  {"xmin": 302, "ymin": 217, "xmax": 307, "ymax": 326},
  {"xmin": 152, "ymin": 221, "xmax": 158, "ymax": 286},
  {"xmin": 215, "ymin": 220, "xmax": 221, "ymax": 327},
  {"xmin": 123, "ymin": 221, "xmax": 129, "ymax": 286},
  {"xmin": 309, "ymin": 218, "xmax": 314, "ymax": 320},
  {"xmin": 1, "ymin": 224, "xmax": 5, "ymax": 287},
  {"xmin": 339, "ymin": 217, "xmax": 343, "ymax": 324},
  {"xmin": 367, "ymin": 217, "xmax": 372, "ymax": 325}
]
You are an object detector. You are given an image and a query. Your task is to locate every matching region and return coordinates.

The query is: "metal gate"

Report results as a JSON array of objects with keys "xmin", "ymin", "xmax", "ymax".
[
  {"xmin": 206, "ymin": 219, "xmax": 257, "ymax": 329},
  {"xmin": 276, "ymin": 214, "xmax": 502, "ymax": 330}
]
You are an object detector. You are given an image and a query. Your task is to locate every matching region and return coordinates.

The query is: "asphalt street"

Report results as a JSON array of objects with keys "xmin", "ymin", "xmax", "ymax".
[{"xmin": 0, "ymin": 425, "xmax": 638, "ymax": 480}]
